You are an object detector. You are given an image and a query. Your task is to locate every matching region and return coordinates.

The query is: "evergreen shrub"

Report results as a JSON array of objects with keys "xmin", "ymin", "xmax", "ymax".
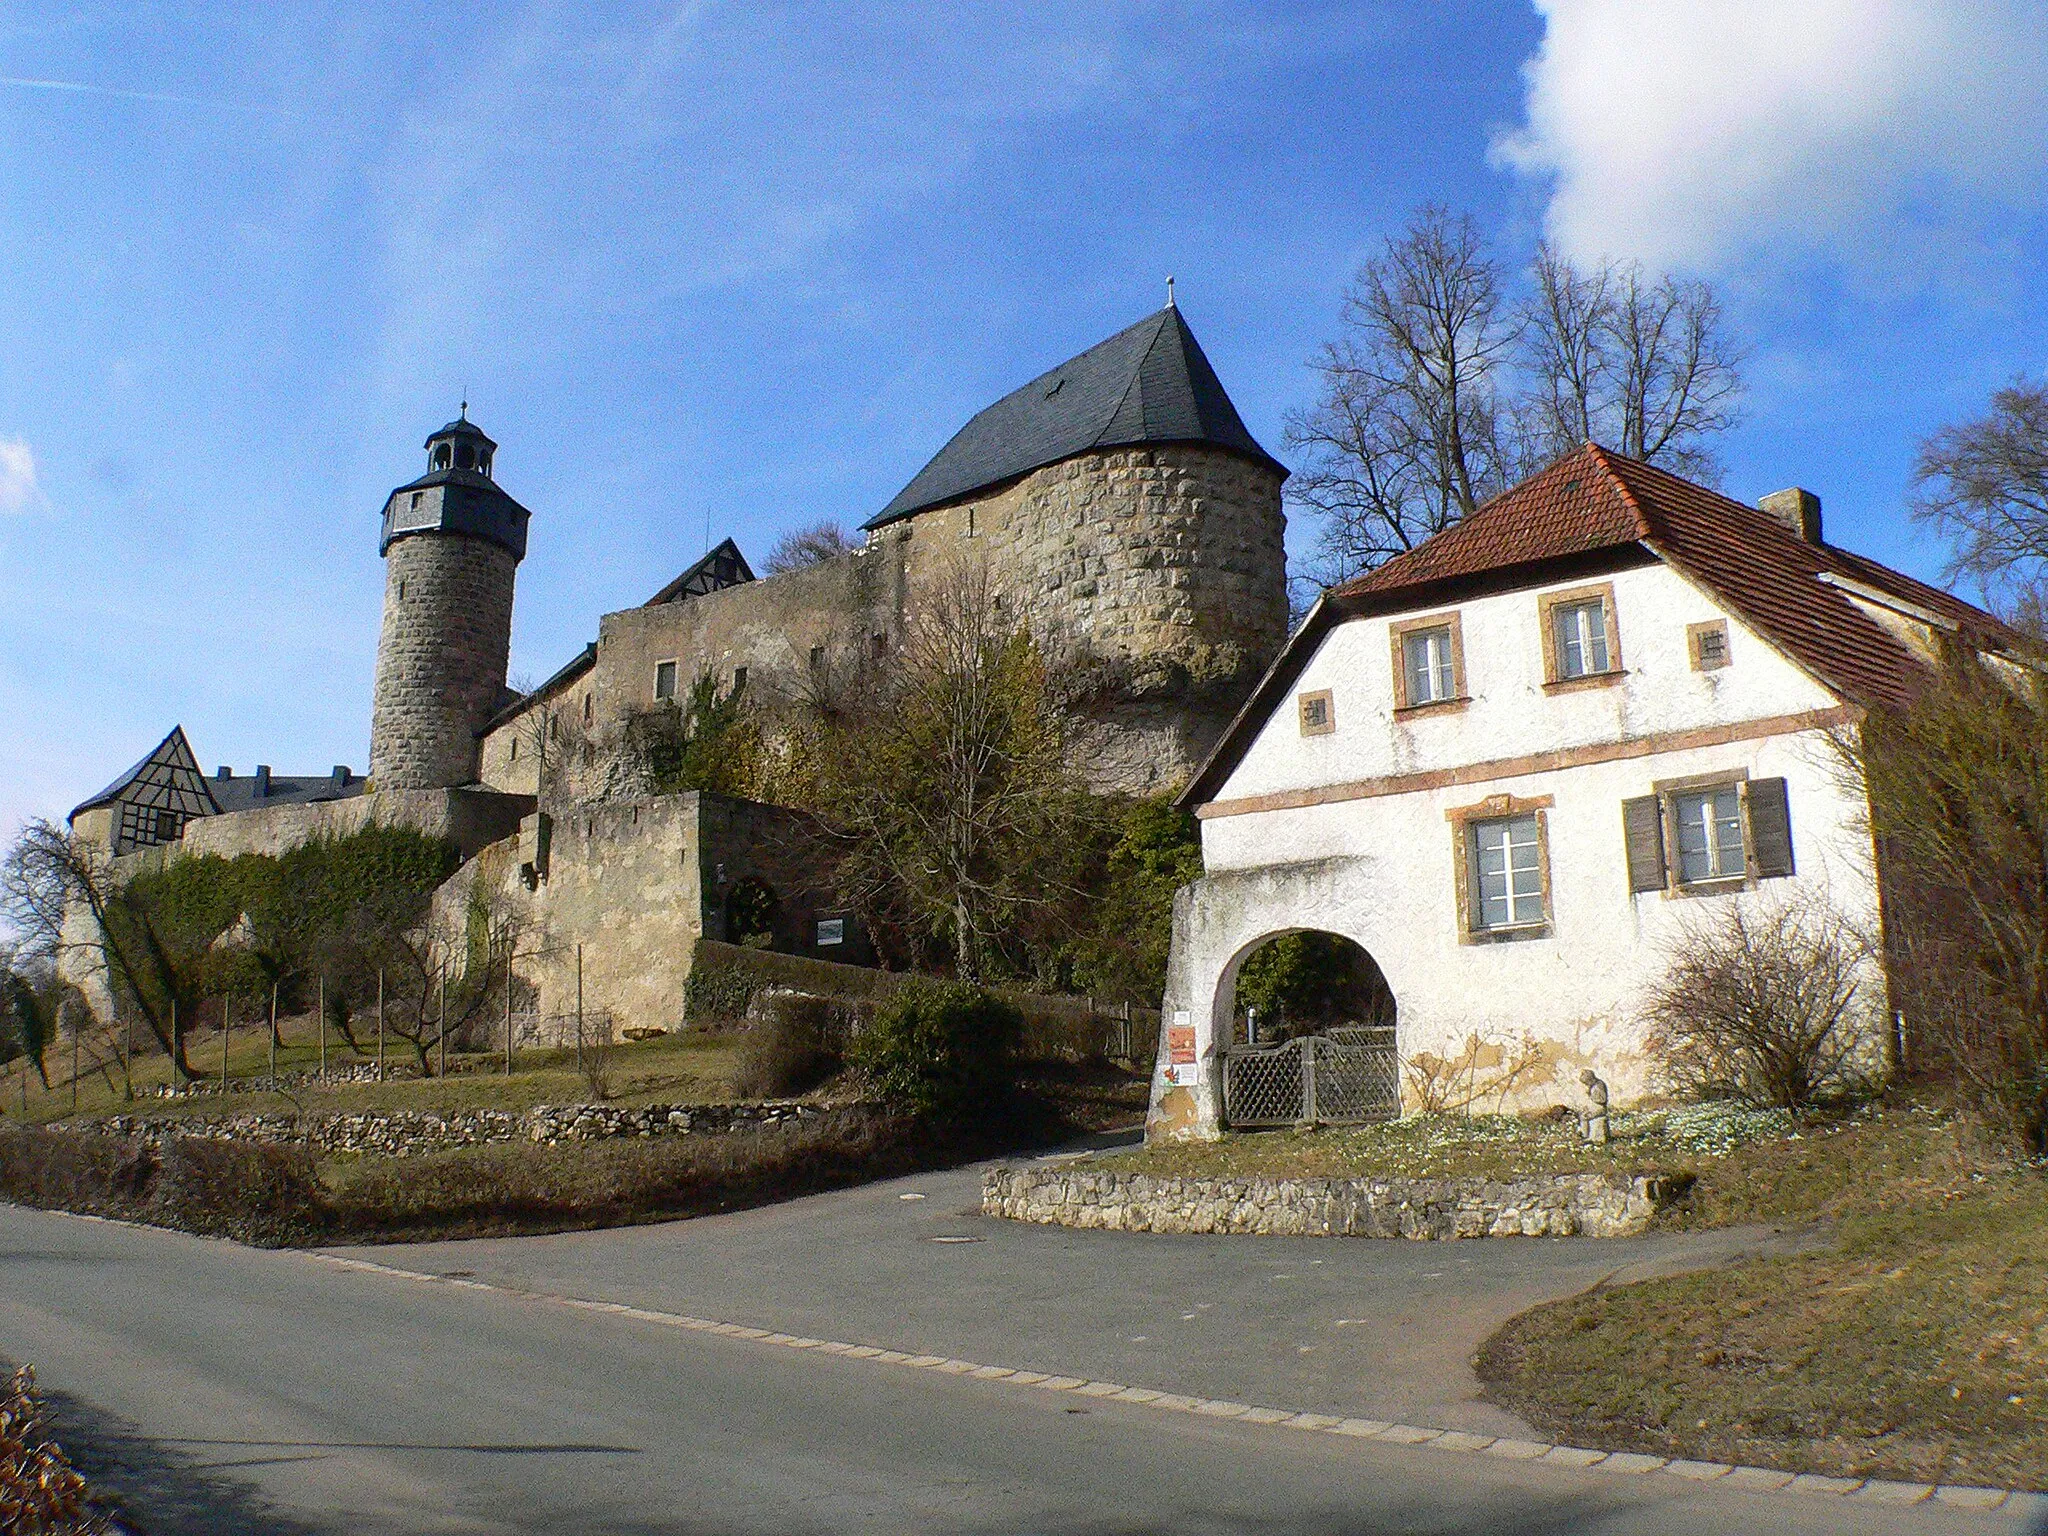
[{"xmin": 849, "ymin": 978, "xmax": 1018, "ymax": 1121}]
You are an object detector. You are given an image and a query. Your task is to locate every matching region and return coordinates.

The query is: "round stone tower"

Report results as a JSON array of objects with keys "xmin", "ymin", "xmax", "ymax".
[{"xmin": 368, "ymin": 413, "xmax": 532, "ymax": 790}]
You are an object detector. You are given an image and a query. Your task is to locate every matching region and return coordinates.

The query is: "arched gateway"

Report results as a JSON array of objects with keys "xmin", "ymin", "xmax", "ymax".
[{"xmin": 1146, "ymin": 856, "xmax": 1405, "ymax": 1142}]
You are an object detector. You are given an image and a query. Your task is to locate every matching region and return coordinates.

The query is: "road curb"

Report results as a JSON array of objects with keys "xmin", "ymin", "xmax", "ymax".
[{"xmin": 306, "ymin": 1249, "xmax": 2038, "ymax": 1517}]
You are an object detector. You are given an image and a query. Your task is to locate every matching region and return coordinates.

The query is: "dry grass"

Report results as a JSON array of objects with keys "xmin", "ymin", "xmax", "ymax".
[
  {"xmin": 9, "ymin": 1018, "xmax": 746, "ymax": 1127},
  {"xmin": 319, "ymin": 1107, "xmax": 928, "ymax": 1241},
  {"xmin": 0, "ymin": 1124, "xmax": 322, "ymax": 1245},
  {"xmin": 1480, "ymin": 1106, "xmax": 2048, "ymax": 1489}
]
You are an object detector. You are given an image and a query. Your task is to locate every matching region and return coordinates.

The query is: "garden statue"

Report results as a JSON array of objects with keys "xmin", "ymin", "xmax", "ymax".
[{"xmin": 1579, "ymin": 1068, "xmax": 1610, "ymax": 1145}]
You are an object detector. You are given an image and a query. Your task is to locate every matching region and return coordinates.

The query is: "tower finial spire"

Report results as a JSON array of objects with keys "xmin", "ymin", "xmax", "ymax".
[
  {"xmin": 459, "ymin": 394, "xmax": 468, "ymax": 421},
  {"xmin": 1166, "ymin": 275, "xmax": 1176, "ymax": 310}
]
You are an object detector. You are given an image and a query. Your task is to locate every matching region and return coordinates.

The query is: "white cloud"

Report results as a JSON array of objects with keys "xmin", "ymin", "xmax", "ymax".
[
  {"xmin": 0, "ymin": 439, "xmax": 39, "ymax": 513},
  {"xmin": 1494, "ymin": 0, "xmax": 2048, "ymax": 272}
]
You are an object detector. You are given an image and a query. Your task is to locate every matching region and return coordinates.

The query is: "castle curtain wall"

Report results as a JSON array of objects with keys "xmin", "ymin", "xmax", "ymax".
[{"xmin": 489, "ymin": 443, "xmax": 1287, "ymax": 799}]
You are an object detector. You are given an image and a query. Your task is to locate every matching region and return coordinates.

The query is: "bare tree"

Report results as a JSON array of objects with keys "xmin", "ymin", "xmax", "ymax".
[
  {"xmin": 1, "ymin": 820, "xmax": 202, "ymax": 1079},
  {"xmin": 1843, "ymin": 652, "xmax": 2048, "ymax": 1150},
  {"xmin": 1284, "ymin": 207, "xmax": 1522, "ymax": 587},
  {"xmin": 316, "ymin": 893, "xmax": 520, "ymax": 1077},
  {"xmin": 763, "ymin": 520, "xmax": 856, "ymax": 575},
  {"xmin": 1289, "ymin": 211, "xmax": 1746, "ymax": 593},
  {"xmin": 1523, "ymin": 248, "xmax": 1744, "ymax": 480},
  {"xmin": 1913, "ymin": 377, "xmax": 2048, "ymax": 629},
  {"xmin": 809, "ymin": 556, "xmax": 1082, "ymax": 981}
]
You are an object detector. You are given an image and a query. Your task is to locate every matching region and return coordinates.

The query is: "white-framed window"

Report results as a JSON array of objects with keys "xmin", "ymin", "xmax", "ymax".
[
  {"xmin": 1403, "ymin": 625, "xmax": 1457, "ymax": 705},
  {"xmin": 654, "ymin": 660, "xmax": 678, "ymax": 702},
  {"xmin": 1673, "ymin": 786, "xmax": 1745, "ymax": 884},
  {"xmin": 1552, "ymin": 598, "xmax": 1610, "ymax": 678},
  {"xmin": 1470, "ymin": 814, "xmax": 1544, "ymax": 931}
]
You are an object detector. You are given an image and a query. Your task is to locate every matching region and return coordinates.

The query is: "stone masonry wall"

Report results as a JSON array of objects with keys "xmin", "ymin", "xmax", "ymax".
[
  {"xmin": 495, "ymin": 443, "xmax": 1286, "ymax": 797},
  {"xmin": 372, "ymin": 533, "xmax": 519, "ymax": 790},
  {"xmin": 981, "ymin": 1164, "xmax": 1678, "ymax": 1238},
  {"xmin": 440, "ymin": 792, "xmax": 857, "ymax": 1040},
  {"xmin": 67, "ymin": 1100, "xmax": 828, "ymax": 1159}
]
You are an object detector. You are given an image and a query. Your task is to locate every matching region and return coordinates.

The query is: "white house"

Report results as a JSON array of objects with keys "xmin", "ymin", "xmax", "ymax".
[{"xmin": 1146, "ymin": 443, "xmax": 2020, "ymax": 1142}]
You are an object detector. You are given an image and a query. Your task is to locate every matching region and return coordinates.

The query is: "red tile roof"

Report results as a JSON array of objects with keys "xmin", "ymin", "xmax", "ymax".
[
  {"xmin": 1178, "ymin": 444, "xmax": 2024, "ymax": 809},
  {"xmin": 1334, "ymin": 442, "xmax": 2013, "ymax": 710}
]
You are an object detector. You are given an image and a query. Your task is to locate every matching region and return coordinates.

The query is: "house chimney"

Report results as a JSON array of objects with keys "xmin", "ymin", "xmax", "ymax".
[
  {"xmin": 253, "ymin": 765, "xmax": 271, "ymax": 798},
  {"xmin": 216, "ymin": 766, "xmax": 232, "ymax": 780},
  {"xmin": 332, "ymin": 765, "xmax": 352, "ymax": 787},
  {"xmin": 1759, "ymin": 487, "xmax": 1823, "ymax": 544}
]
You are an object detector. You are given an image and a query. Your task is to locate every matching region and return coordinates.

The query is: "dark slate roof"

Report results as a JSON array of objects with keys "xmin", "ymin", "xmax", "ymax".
[
  {"xmin": 70, "ymin": 726, "xmax": 220, "ymax": 820},
  {"xmin": 482, "ymin": 643, "xmax": 598, "ymax": 735},
  {"xmin": 645, "ymin": 538, "xmax": 755, "ymax": 607},
  {"xmin": 206, "ymin": 766, "xmax": 369, "ymax": 813},
  {"xmin": 380, "ymin": 468, "xmax": 531, "ymax": 558},
  {"xmin": 427, "ymin": 416, "xmax": 496, "ymax": 449},
  {"xmin": 866, "ymin": 305, "xmax": 1284, "ymax": 529}
]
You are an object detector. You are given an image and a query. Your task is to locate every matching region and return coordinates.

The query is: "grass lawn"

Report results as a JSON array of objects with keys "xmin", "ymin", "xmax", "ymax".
[
  {"xmin": 5, "ymin": 1014, "xmax": 746, "ymax": 1127},
  {"xmin": 1478, "ymin": 1105, "xmax": 2048, "ymax": 1490}
]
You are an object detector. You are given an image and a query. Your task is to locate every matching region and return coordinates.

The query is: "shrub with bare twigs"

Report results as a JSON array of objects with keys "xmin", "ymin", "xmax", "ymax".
[{"xmin": 1641, "ymin": 896, "xmax": 1875, "ymax": 1110}]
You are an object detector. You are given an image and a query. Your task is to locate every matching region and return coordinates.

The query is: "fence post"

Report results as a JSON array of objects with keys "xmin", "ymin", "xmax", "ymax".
[
  {"xmin": 70, "ymin": 1017, "xmax": 78, "ymax": 1113},
  {"xmin": 122, "ymin": 1009, "xmax": 132, "ymax": 1101},
  {"xmin": 376, "ymin": 969, "xmax": 385, "ymax": 1082},
  {"xmin": 222, "ymin": 996, "xmax": 231, "ymax": 1089},
  {"xmin": 1301, "ymin": 1036, "xmax": 1318, "ymax": 1126},
  {"xmin": 575, "ymin": 945, "xmax": 584, "ymax": 1078},
  {"xmin": 269, "ymin": 984, "xmax": 278, "ymax": 1090},
  {"xmin": 437, "ymin": 962, "xmax": 447, "ymax": 1079},
  {"xmin": 505, "ymin": 968, "xmax": 514, "ymax": 1077},
  {"xmin": 318, "ymin": 976, "xmax": 326, "ymax": 1081}
]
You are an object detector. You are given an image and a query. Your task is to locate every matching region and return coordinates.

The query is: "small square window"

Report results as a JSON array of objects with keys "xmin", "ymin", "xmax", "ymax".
[
  {"xmin": 582, "ymin": 693, "xmax": 592, "ymax": 726},
  {"xmin": 654, "ymin": 660, "xmax": 678, "ymax": 702},
  {"xmin": 1674, "ymin": 786, "xmax": 1745, "ymax": 884},
  {"xmin": 1298, "ymin": 689, "xmax": 1334, "ymax": 736},
  {"xmin": 809, "ymin": 645, "xmax": 826, "ymax": 670},
  {"xmin": 1689, "ymin": 620, "xmax": 1730, "ymax": 671},
  {"xmin": 1469, "ymin": 814, "xmax": 1545, "ymax": 931},
  {"xmin": 733, "ymin": 665, "xmax": 748, "ymax": 693}
]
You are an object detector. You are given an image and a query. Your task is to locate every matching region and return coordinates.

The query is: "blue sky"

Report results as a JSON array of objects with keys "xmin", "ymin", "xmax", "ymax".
[{"xmin": 3, "ymin": 1, "xmax": 2045, "ymax": 836}]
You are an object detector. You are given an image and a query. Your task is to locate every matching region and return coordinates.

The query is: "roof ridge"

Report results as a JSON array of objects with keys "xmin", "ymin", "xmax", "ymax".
[
  {"xmin": 1089, "ymin": 308, "xmax": 1169, "ymax": 450},
  {"xmin": 1581, "ymin": 443, "xmax": 1656, "ymax": 539}
]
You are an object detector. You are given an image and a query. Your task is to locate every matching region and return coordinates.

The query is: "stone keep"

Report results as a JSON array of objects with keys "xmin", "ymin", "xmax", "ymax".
[{"xmin": 369, "ymin": 415, "xmax": 533, "ymax": 790}]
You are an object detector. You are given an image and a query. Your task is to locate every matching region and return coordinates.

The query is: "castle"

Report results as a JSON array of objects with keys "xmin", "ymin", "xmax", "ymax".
[{"xmin": 69, "ymin": 301, "xmax": 1288, "ymax": 1036}]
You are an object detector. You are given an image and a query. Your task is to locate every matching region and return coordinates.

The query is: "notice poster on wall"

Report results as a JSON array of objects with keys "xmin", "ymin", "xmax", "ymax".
[{"xmin": 1166, "ymin": 1011, "xmax": 1197, "ymax": 1086}]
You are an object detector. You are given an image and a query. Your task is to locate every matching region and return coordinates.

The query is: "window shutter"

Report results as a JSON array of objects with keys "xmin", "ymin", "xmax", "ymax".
[
  {"xmin": 1623, "ymin": 796, "xmax": 1666, "ymax": 893},
  {"xmin": 1748, "ymin": 777, "xmax": 1795, "ymax": 878}
]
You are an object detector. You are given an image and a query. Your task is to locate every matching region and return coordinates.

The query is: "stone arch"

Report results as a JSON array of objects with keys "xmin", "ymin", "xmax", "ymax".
[
  {"xmin": 1219, "ymin": 927, "xmax": 1395, "ymax": 1049},
  {"xmin": 1149, "ymin": 854, "xmax": 1406, "ymax": 1142},
  {"xmin": 724, "ymin": 877, "xmax": 780, "ymax": 947}
]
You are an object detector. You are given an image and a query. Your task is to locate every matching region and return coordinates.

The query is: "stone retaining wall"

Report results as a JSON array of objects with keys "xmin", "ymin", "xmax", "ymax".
[
  {"xmin": 981, "ymin": 1165, "xmax": 1679, "ymax": 1238},
  {"xmin": 63, "ymin": 1101, "xmax": 827, "ymax": 1160}
]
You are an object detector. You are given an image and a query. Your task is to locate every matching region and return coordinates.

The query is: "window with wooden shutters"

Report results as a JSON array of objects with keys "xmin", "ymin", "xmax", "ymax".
[
  {"xmin": 1622, "ymin": 796, "xmax": 1666, "ymax": 892},
  {"xmin": 1626, "ymin": 774, "xmax": 1797, "ymax": 894},
  {"xmin": 1746, "ymin": 777, "xmax": 1795, "ymax": 878}
]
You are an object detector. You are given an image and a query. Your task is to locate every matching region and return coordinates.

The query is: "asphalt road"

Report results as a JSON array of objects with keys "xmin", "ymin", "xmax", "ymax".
[{"xmin": 0, "ymin": 1152, "xmax": 2036, "ymax": 1535}]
